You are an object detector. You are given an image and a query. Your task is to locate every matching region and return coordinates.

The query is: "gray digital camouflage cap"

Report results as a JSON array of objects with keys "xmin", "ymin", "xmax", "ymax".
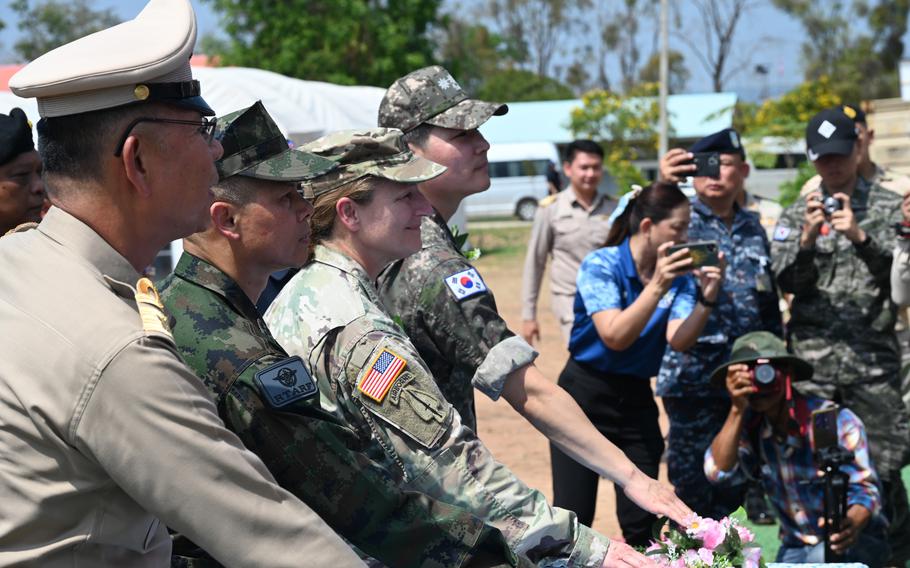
[
  {"xmin": 215, "ymin": 101, "xmax": 336, "ymax": 182},
  {"xmin": 299, "ymin": 128, "xmax": 446, "ymax": 197},
  {"xmin": 377, "ymin": 66, "xmax": 508, "ymax": 133}
]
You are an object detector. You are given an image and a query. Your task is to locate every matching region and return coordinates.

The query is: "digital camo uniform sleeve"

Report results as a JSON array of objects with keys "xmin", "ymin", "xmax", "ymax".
[
  {"xmin": 334, "ymin": 323, "xmax": 609, "ymax": 568},
  {"xmin": 771, "ymin": 197, "xmax": 818, "ymax": 295},
  {"xmin": 420, "ymin": 256, "xmax": 538, "ymax": 403},
  {"xmin": 856, "ymin": 184, "xmax": 902, "ymax": 287},
  {"xmin": 742, "ymin": 220, "xmax": 783, "ymax": 336}
]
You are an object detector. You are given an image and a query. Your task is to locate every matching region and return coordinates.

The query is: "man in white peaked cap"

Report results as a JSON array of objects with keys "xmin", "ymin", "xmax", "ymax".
[{"xmin": 0, "ymin": 1, "xmax": 363, "ymax": 566}]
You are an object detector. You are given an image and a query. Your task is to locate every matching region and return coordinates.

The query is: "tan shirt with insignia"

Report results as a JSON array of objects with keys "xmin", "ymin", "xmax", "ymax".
[
  {"xmin": 0, "ymin": 208, "xmax": 361, "ymax": 567},
  {"xmin": 520, "ymin": 188, "xmax": 614, "ymax": 322}
]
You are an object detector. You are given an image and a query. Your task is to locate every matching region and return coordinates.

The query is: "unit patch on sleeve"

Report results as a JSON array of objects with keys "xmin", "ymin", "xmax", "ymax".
[
  {"xmin": 443, "ymin": 267, "xmax": 488, "ymax": 301},
  {"xmin": 254, "ymin": 356, "xmax": 318, "ymax": 408},
  {"xmin": 772, "ymin": 226, "xmax": 791, "ymax": 241},
  {"xmin": 358, "ymin": 348, "xmax": 407, "ymax": 403}
]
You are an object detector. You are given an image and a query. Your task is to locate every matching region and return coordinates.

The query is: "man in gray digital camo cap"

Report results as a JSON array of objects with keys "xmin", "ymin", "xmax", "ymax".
[
  {"xmin": 376, "ymin": 66, "xmax": 692, "ymax": 567},
  {"xmin": 0, "ymin": 1, "xmax": 362, "ymax": 565}
]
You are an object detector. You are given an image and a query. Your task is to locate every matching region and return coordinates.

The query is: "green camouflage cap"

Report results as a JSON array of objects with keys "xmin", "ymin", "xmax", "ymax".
[
  {"xmin": 709, "ymin": 331, "xmax": 813, "ymax": 387},
  {"xmin": 215, "ymin": 101, "xmax": 336, "ymax": 182},
  {"xmin": 378, "ymin": 66, "xmax": 508, "ymax": 133},
  {"xmin": 299, "ymin": 128, "xmax": 446, "ymax": 197}
]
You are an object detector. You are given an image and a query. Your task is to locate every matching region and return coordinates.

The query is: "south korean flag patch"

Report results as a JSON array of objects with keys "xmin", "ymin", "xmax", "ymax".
[
  {"xmin": 444, "ymin": 267, "xmax": 488, "ymax": 301},
  {"xmin": 254, "ymin": 356, "xmax": 318, "ymax": 408}
]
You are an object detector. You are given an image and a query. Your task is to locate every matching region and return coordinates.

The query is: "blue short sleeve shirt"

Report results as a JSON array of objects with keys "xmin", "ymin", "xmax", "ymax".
[{"xmin": 569, "ymin": 238, "xmax": 696, "ymax": 377}]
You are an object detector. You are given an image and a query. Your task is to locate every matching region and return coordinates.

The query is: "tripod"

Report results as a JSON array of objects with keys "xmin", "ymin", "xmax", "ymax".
[{"xmin": 814, "ymin": 445, "xmax": 855, "ymax": 562}]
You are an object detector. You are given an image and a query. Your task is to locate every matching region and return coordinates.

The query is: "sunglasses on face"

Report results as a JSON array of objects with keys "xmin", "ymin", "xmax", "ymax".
[{"xmin": 113, "ymin": 116, "xmax": 217, "ymax": 156}]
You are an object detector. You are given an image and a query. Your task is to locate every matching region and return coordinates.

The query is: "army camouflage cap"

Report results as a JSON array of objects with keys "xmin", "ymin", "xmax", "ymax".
[
  {"xmin": 215, "ymin": 101, "xmax": 336, "ymax": 182},
  {"xmin": 299, "ymin": 128, "xmax": 446, "ymax": 197},
  {"xmin": 378, "ymin": 66, "xmax": 508, "ymax": 133},
  {"xmin": 710, "ymin": 331, "xmax": 813, "ymax": 387}
]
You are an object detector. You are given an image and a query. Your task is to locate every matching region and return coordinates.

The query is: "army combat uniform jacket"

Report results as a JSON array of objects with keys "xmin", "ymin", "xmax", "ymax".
[
  {"xmin": 772, "ymin": 179, "xmax": 910, "ymax": 478},
  {"xmin": 377, "ymin": 213, "xmax": 537, "ymax": 430},
  {"xmin": 158, "ymin": 253, "xmax": 514, "ymax": 568},
  {"xmin": 267, "ymin": 245, "xmax": 611, "ymax": 568},
  {"xmin": 0, "ymin": 209, "xmax": 360, "ymax": 567}
]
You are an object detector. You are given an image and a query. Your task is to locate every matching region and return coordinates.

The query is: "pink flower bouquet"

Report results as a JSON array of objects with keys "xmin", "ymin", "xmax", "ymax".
[{"xmin": 645, "ymin": 514, "xmax": 765, "ymax": 568}]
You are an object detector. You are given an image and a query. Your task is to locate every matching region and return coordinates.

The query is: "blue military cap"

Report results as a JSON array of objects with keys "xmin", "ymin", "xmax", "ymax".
[{"xmin": 690, "ymin": 128, "xmax": 746, "ymax": 159}]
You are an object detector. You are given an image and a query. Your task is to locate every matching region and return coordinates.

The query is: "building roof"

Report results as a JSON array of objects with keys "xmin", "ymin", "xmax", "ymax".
[{"xmin": 479, "ymin": 92, "xmax": 738, "ymax": 145}]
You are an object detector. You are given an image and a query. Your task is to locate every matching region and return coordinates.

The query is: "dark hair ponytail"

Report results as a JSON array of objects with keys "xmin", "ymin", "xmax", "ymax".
[{"xmin": 605, "ymin": 181, "xmax": 688, "ymax": 246}]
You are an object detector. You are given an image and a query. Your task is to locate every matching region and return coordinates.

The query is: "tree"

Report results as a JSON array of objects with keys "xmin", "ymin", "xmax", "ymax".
[
  {"xmin": 601, "ymin": 0, "xmax": 657, "ymax": 93},
  {"xmin": 477, "ymin": 69, "xmax": 574, "ymax": 101},
  {"xmin": 487, "ymin": 0, "xmax": 585, "ymax": 78},
  {"xmin": 638, "ymin": 50, "xmax": 690, "ymax": 94},
  {"xmin": 568, "ymin": 84, "xmax": 661, "ymax": 192},
  {"xmin": 11, "ymin": 0, "xmax": 120, "ymax": 62},
  {"xmin": 203, "ymin": 0, "xmax": 443, "ymax": 87},
  {"xmin": 771, "ymin": 0, "xmax": 909, "ymax": 101},
  {"xmin": 436, "ymin": 18, "xmax": 519, "ymax": 96},
  {"xmin": 673, "ymin": 0, "xmax": 756, "ymax": 92}
]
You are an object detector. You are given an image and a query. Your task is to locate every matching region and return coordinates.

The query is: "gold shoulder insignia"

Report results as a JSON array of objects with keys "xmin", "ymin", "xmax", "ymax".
[
  {"xmin": 3, "ymin": 222, "xmax": 39, "ymax": 237},
  {"xmin": 134, "ymin": 277, "xmax": 173, "ymax": 339},
  {"xmin": 539, "ymin": 194, "xmax": 558, "ymax": 207}
]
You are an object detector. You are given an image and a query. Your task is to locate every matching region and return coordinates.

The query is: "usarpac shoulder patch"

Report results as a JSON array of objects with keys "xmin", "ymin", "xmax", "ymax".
[
  {"xmin": 254, "ymin": 356, "xmax": 318, "ymax": 408},
  {"xmin": 357, "ymin": 348, "xmax": 407, "ymax": 403},
  {"xmin": 443, "ymin": 267, "xmax": 488, "ymax": 301}
]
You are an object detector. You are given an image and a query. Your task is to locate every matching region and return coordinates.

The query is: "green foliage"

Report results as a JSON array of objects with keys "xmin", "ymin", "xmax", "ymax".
[
  {"xmin": 10, "ymin": 0, "xmax": 120, "ymax": 62},
  {"xmin": 771, "ymin": 0, "xmax": 908, "ymax": 101},
  {"xmin": 638, "ymin": 50, "xmax": 690, "ymax": 94},
  {"xmin": 437, "ymin": 19, "xmax": 522, "ymax": 96},
  {"xmin": 738, "ymin": 76, "xmax": 841, "ymax": 139},
  {"xmin": 777, "ymin": 160, "xmax": 816, "ymax": 207},
  {"xmin": 203, "ymin": 0, "xmax": 442, "ymax": 86},
  {"xmin": 477, "ymin": 68, "xmax": 574, "ymax": 102},
  {"xmin": 569, "ymin": 84, "xmax": 659, "ymax": 193}
]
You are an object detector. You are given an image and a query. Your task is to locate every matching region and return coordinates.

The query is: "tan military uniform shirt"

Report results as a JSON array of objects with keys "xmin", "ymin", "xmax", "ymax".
[
  {"xmin": 0, "ymin": 208, "xmax": 361, "ymax": 567},
  {"xmin": 520, "ymin": 188, "xmax": 614, "ymax": 339},
  {"xmin": 801, "ymin": 163, "xmax": 910, "ymax": 197}
]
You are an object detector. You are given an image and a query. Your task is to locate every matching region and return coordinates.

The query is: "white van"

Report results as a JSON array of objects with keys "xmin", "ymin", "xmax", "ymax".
[{"xmin": 462, "ymin": 142, "xmax": 560, "ymax": 221}]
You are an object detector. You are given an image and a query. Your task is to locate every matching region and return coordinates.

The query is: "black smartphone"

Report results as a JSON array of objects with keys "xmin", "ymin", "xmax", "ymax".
[
  {"xmin": 681, "ymin": 152, "xmax": 720, "ymax": 179},
  {"xmin": 666, "ymin": 240, "xmax": 719, "ymax": 268},
  {"xmin": 811, "ymin": 406, "xmax": 839, "ymax": 452}
]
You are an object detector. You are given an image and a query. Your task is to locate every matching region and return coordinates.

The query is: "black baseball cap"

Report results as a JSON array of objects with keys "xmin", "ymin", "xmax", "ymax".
[{"xmin": 805, "ymin": 107, "xmax": 857, "ymax": 162}]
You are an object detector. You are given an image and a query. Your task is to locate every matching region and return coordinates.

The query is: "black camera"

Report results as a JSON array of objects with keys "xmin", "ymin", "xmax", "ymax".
[
  {"xmin": 822, "ymin": 196, "xmax": 843, "ymax": 217},
  {"xmin": 748, "ymin": 360, "xmax": 782, "ymax": 393}
]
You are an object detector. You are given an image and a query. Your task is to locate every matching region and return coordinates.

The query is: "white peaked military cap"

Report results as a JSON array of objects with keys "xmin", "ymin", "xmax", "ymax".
[{"xmin": 9, "ymin": 0, "xmax": 212, "ymax": 118}]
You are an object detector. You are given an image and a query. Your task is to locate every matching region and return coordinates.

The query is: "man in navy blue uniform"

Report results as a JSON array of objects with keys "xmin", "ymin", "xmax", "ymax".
[{"xmin": 657, "ymin": 129, "xmax": 783, "ymax": 520}]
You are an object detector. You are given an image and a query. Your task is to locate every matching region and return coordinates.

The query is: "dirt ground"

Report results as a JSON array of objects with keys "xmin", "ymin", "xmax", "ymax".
[{"xmin": 469, "ymin": 225, "xmax": 670, "ymax": 541}]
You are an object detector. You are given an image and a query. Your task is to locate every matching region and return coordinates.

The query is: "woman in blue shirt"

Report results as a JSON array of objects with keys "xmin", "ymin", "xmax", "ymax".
[{"xmin": 551, "ymin": 181, "xmax": 724, "ymax": 546}]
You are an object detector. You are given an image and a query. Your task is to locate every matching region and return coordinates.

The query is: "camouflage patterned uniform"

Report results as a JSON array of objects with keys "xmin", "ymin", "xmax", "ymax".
[
  {"xmin": 772, "ymin": 177, "xmax": 910, "ymax": 563},
  {"xmin": 377, "ymin": 212, "xmax": 537, "ymax": 430},
  {"xmin": 267, "ymin": 245, "xmax": 610, "ymax": 568},
  {"xmin": 658, "ymin": 198, "xmax": 782, "ymax": 518}
]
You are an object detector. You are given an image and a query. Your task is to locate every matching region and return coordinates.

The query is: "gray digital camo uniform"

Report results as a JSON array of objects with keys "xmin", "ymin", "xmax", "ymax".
[
  {"xmin": 266, "ymin": 245, "xmax": 610, "ymax": 568},
  {"xmin": 771, "ymin": 178, "xmax": 910, "ymax": 478},
  {"xmin": 377, "ymin": 213, "xmax": 537, "ymax": 431}
]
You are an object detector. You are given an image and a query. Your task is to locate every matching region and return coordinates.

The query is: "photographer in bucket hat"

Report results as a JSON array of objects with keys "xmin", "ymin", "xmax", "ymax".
[
  {"xmin": 706, "ymin": 332, "xmax": 888, "ymax": 566},
  {"xmin": 160, "ymin": 106, "xmax": 514, "ymax": 568},
  {"xmin": 0, "ymin": 2, "xmax": 362, "ymax": 565},
  {"xmin": 266, "ymin": 128, "xmax": 659, "ymax": 568},
  {"xmin": 0, "ymin": 107, "xmax": 45, "ymax": 234}
]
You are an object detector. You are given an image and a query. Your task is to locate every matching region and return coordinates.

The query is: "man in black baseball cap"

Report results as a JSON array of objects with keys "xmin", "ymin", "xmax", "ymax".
[{"xmin": 0, "ymin": 108, "xmax": 45, "ymax": 234}]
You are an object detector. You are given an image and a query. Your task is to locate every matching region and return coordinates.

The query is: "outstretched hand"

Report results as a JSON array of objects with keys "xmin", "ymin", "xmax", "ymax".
[
  {"xmin": 622, "ymin": 468, "xmax": 693, "ymax": 527},
  {"xmin": 603, "ymin": 541, "xmax": 661, "ymax": 568}
]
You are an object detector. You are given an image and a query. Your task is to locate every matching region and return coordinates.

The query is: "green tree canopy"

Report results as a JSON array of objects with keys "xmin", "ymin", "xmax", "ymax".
[
  {"xmin": 638, "ymin": 50, "xmax": 690, "ymax": 94},
  {"xmin": 477, "ymin": 68, "xmax": 574, "ymax": 102},
  {"xmin": 11, "ymin": 0, "xmax": 120, "ymax": 62},
  {"xmin": 203, "ymin": 0, "xmax": 443, "ymax": 87}
]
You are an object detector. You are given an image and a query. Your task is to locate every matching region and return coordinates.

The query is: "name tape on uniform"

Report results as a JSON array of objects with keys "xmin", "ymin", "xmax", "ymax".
[
  {"xmin": 358, "ymin": 348, "xmax": 407, "ymax": 403},
  {"xmin": 444, "ymin": 267, "xmax": 488, "ymax": 301},
  {"xmin": 255, "ymin": 356, "xmax": 318, "ymax": 408}
]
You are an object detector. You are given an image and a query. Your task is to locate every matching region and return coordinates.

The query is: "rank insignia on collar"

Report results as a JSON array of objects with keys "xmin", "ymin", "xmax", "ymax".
[
  {"xmin": 358, "ymin": 348, "xmax": 407, "ymax": 403},
  {"xmin": 134, "ymin": 277, "xmax": 173, "ymax": 339},
  {"xmin": 255, "ymin": 356, "xmax": 318, "ymax": 408},
  {"xmin": 444, "ymin": 267, "xmax": 488, "ymax": 301}
]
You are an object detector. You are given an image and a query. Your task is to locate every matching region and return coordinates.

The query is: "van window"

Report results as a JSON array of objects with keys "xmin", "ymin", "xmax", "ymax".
[{"xmin": 489, "ymin": 159, "xmax": 550, "ymax": 178}]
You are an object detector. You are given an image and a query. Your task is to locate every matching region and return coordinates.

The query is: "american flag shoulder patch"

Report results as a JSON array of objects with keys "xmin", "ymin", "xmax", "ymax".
[{"xmin": 358, "ymin": 348, "xmax": 408, "ymax": 403}]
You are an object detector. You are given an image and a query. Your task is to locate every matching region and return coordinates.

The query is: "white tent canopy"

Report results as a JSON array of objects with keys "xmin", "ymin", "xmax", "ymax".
[{"xmin": 0, "ymin": 65, "xmax": 386, "ymax": 144}]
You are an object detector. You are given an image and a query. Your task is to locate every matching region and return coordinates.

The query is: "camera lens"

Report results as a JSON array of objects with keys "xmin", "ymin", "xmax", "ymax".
[
  {"xmin": 823, "ymin": 196, "xmax": 842, "ymax": 216},
  {"xmin": 754, "ymin": 364, "xmax": 776, "ymax": 385}
]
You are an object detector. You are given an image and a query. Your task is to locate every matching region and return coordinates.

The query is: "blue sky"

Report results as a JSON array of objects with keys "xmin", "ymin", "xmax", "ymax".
[{"xmin": 0, "ymin": 1, "xmax": 901, "ymax": 102}]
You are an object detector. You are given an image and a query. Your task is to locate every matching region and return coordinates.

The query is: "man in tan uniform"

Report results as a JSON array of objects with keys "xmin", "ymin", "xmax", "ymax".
[
  {"xmin": 520, "ymin": 140, "xmax": 614, "ymax": 344},
  {"xmin": 801, "ymin": 104, "xmax": 910, "ymax": 197},
  {"xmin": 0, "ymin": 1, "xmax": 362, "ymax": 566}
]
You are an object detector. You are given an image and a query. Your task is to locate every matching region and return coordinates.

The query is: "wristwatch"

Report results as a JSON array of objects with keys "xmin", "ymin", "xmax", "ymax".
[{"xmin": 696, "ymin": 287, "xmax": 718, "ymax": 308}]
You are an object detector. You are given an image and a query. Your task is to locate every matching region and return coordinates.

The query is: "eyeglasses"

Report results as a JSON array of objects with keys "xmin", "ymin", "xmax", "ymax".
[{"xmin": 113, "ymin": 116, "xmax": 218, "ymax": 156}]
